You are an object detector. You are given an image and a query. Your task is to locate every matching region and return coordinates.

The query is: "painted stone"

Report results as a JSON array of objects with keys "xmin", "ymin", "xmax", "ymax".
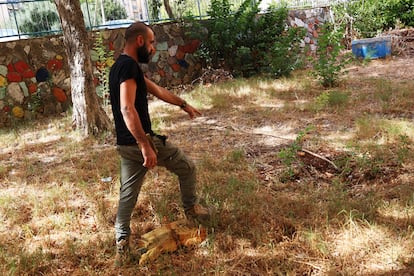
[
  {"xmin": 22, "ymin": 70, "xmax": 34, "ymax": 78},
  {"xmin": 14, "ymin": 61, "xmax": 29, "ymax": 74},
  {"xmin": 0, "ymin": 75, "xmax": 7, "ymax": 87},
  {"xmin": 171, "ymin": 63, "xmax": 180, "ymax": 72},
  {"xmin": 168, "ymin": 45, "xmax": 178, "ymax": 57},
  {"xmin": 167, "ymin": 56, "xmax": 177, "ymax": 65},
  {"xmin": 7, "ymin": 63, "xmax": 14, "ymax": 72},
  {"xmin": 109, "ymin": 41, "xmax": 114, "ymax": 51},
  {"xmin": 179, "ymin": 40, "xmax": 200, "ymax": 54},
  {"xmin": 177, "ymin": 59, "xmax": 189, "ymax": 69},
  {"xmin": 12, "ymin": 106, "xmax": 24, "ymax": 118},
  {"xmin": 0, "ymin": 88, "xmax": 5, "ymax": 99},
  {"xmin": 0, "ymin": 65, "xmax": 7, "ymax": 76},
  {"xmin": 28, "ymin": 83, "xmax": 37, "ymax": 94},
  {"xmin": 3, "ymin": 105, "xmax": 10, "ymax": 113},
  {"xmin": 56, "ymin": 55, "xmax": 63, "ymax": 60},
  {"xmin": 156, "ymin": 41, "xmax": 168, "ymax": 51},
  {"xmin": 294, "ymin": 17, "xmax": 305, "ymax": 28},
  {"xmin": 175, "ymin": 50, "xmax": 185, "ymax": 60},
  {"xmin": 8, "ymin": 83, "xmax": 24, "ymax": 104},
  {"xmin": 36, "ymin": 67, "xmax": 49, "ymax": 82},
  {"xmin": 19, "ymin": 82, "xmax": 29, "ymax": 97},
  {"xmin": 47, "ymin": 59, "xmax": 63, "ymax": 71},
  {"xmin": 151, "ymin": 51, "xmax": 160, "ymax": 63},
  {"xmin": 158, "ymin": 69, "xmax": 165, "ymax": 77},
  {"xmin": 7, "ymin": 72, "xmax": 22, "ymax": 82},
  {"xmin": 52, "ymin": 87, "xmax": 67, "ymax": 103}
]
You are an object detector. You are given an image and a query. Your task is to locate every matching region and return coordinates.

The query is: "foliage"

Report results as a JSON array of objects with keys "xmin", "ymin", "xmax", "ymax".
[
  {"xmin": 311, "ymin": 23, "xmax": 349, "ymax": 88},
  {"xmin": 17, "ymin": 2, "xmax": 60, "ymax": 36},
  {"xmin": 103, "ymin": 0, "xmax": 127, "ymax": 21},
  {"xmin": 93, "ymin": 32, "xmax": 114, "ymax": 106},
  {"xmin": 188, "ymin": 0, "xmax": 305, "ymax": 77},
  {"xmin": 278, "ymin": 126, "xmax": 313, "ymax": 182},
  {"xmin": 148, "ymin": 0, "xmax": 163, "ymax": 21},
  {"xmin": 333, "ymin": 0, "xmax": 414, "ymax": 38}
]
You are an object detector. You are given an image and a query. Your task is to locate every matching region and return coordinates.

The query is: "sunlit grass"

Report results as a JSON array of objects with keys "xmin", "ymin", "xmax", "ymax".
[{"xmin": 1, "ymin": 59, "xmax": 414, "ymax": 274}]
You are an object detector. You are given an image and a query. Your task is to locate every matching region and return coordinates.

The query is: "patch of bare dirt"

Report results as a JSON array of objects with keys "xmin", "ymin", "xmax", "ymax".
[{"xmin": 346, "ymin": 56, "xmax": 414, "ymax": 81}]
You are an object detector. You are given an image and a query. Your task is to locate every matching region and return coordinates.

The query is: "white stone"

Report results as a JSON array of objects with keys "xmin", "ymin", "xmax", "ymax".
[
  {"xmin": 294, "ymin": 17, "xmax": 305, "ymax": 28},
  {"xmin": 24, "ymin": 45, "xmax": 30, "ymax": 54},
  {"xmin": 8, "ymin": 82, "xmax": 24, "ymax": 104},
  {"xmin": 168, "ymin": 45, "xmax": 178, "ymax": 57},
  {"xmin": 6, "ymin": 42, "xmax": 16, "ymax": 49}
]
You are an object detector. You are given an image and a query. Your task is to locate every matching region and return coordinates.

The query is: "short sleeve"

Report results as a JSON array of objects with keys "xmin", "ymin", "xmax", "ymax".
[{"xmin": 118, "ymin": 58, "xmax": 139, "ymax": 84}]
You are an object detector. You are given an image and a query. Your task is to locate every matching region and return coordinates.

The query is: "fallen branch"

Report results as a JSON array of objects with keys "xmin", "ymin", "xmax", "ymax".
[{"xmin": 300, "ymin": 148, "xmax": 339, "ymax": 171}]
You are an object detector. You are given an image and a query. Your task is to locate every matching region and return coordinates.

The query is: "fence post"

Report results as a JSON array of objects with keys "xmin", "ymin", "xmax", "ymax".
[
  {"xmin": 10, "ymin": 2, "xmax": 21, "ymax": 37},
  {"xmin": 85, "ymin": 0, "xmax": 93, "ymax": 29},
  {"xmin": 144, "ymin": 0, "xmax": 151, "ymax": 24},
  {"xmin": 196, "ymin": 0, "xmax": 202, "ymax": 19}
]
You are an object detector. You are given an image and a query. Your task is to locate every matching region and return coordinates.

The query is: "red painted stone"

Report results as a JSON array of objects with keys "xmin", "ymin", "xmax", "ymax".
[
  {"xmin": 158, "ymin": 69, "xmax": 165, "ymax": 77},
  {"xmin": 7, "ymin": 72, "xmax": 22, "ymax": 82},
  {"xmin": 52, "ymin": 87, "xmax": 67, "ymax": 103},
  {"xmin": 171, "ymin": 63, "xmax": 181, "ymax": 72},
  {"xmin": 7, "ymin": 63, "xmax": 14, "ymax": 72},
  {"xmin": 175, "ymin": 50, "xmax": 185, "ymax": 60},
  {"xmin": 3, "ymin": 105, "xmax": 10, "ymax": 112},
  {"xmin": 47, "ymin": 59, "xmax": 63, "ymax": 71},
  {"xmin": 188, "ymin": 40, "xmax": 200, "ymax": 54},
  {"xmin": 22, "ymin": 70, "xmax": 35, "ymax": 78},
  {"xmin": 14, "ymin": 61, "xmax": 30, "ymax": 74},
  {"xmin": 109, "ymin": 41, "xmax": 115, "ymax": 51},
  {"xmin": 28, "ymin": 83, "xmax": 37, "ymax": 94}
]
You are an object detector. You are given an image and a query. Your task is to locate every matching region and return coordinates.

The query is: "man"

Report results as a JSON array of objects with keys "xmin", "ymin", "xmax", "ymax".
[{"xmin": 109, "ymin": 22, "xmax": 210, "ymax": 266}]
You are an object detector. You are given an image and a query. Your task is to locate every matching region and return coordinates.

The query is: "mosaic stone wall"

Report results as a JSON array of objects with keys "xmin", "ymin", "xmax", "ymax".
[{"xmin": 0, "ymin": 8, "xmax": 330, "ymax": 127}]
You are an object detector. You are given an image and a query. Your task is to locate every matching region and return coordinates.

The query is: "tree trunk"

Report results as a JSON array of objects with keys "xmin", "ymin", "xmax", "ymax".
[
  {"xmin": 163, "ymin": 0, "xmax": 174, "ymax": 19},
  {"xmin": 54, "ymin": 0, "xmax": 112, "ymax": 137}
]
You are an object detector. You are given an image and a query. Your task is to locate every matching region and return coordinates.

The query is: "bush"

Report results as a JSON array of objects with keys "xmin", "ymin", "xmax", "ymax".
[
  {"xmin": 188, "ymin": 0, "xmax": 306, "ymax": 77},
  {"xmin": 333, "ymin": 0, "xmax": 414, "ymax": 39},
  {"xmin": 311, "ymin": 24, "xmax": 350, "ymax": 88}
]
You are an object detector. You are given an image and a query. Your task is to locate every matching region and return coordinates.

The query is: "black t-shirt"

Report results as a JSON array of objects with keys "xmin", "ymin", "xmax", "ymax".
[{"xmin": 109, "ymin": 54, "xmax": 153, "ymax": 145}]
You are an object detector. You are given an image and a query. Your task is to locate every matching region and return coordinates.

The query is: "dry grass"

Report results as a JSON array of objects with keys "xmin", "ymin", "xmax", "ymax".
[{"xmin": 1, "ymin": 57, "xmax": 414, "ymax": 275}]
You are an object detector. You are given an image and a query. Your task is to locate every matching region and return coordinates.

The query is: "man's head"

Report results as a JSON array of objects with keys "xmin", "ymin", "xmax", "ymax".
[{"xmin": 124, "ymin": 22, "xmax": 155, "ymax": 63}]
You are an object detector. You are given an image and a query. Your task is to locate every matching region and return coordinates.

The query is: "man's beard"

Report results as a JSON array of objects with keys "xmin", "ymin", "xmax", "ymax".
[{"xmin": 137, "ymin": 45, "xmax": 150, "ymax": 63}]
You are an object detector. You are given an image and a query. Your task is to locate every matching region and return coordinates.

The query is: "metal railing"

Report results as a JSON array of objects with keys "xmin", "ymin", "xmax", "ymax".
[{"xmin": 0, "ymin": 0, "xmax": 352, "ymax": 41}]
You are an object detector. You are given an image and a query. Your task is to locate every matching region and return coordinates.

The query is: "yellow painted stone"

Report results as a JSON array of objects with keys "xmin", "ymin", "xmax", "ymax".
[
  {"xmin": 0, "ymin": 75, "xmax": 7, "ymax": 87},
  {"xmin": 56, "ymin": 55, "xmax": 63, "ymax": 60},
  {"xmin": 106, "ymin": 58, "xmax": 115, "ymax": 67},
  {"xmin": 12, "ymin": 106, "xmax": 24, "ymax": 118}
]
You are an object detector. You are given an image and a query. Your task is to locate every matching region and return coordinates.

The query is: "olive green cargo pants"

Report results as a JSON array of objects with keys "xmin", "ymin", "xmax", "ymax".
[{"xmin": 115, "ymin": 135, "xmax": 198, "ymax": 241}]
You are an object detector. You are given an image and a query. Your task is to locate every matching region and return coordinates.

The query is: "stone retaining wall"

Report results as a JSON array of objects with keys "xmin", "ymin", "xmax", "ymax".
[{"xmin": 0, "ymin": 8, "xmax": 330, "ymax": 127}]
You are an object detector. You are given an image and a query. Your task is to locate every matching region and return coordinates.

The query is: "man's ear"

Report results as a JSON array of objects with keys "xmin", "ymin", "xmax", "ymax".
[{"xmin": 136, "ymin": 35, "xmax": 145, "ymax": 46}]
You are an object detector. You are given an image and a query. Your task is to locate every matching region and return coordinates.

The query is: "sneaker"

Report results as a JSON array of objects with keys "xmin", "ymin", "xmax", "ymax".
[
  {"xmin": 114, "ymin": 238, "xmax": 130, "ymax": 267},
  {"xmin": 185, "ymin": 204, "xmax": 212, "ymax": 226}
]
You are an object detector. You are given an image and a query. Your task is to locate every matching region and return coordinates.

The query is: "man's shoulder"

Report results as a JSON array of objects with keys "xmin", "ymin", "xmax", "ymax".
[{"xmin": 115, "ymin": 54, "xmax": 136, "ymax": 66}]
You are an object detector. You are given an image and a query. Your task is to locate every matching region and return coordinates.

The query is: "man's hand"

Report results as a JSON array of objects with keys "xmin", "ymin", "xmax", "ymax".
[
  {"xmin": 182, "ymin": 104, "xmax": 202, "ymax": 119},
  {"xmin": 140, "ymin": 143, "xmax": 157, "ymax": 169}
]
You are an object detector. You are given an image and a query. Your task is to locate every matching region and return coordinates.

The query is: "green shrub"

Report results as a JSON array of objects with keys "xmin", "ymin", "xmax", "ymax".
[
  {"xmin": 333, "ymin": 0, "xmax": 414, "ymax": 38},
  {"xmin": 312, "ymin": 24, "xmax": 349, "ymax": 88},
  {"xmin": 188, "ymin": 0, "xmax": 305, "ymax": 77}
]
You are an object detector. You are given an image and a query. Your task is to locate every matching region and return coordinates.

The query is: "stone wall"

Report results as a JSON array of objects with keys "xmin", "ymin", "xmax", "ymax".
[
  {"xmin": 288, "ymin": 7, "xmax": 331, "ymax": 52},
  {"xmin": 0, "ymin": 22, "xmax": 202, "ymax": 127},
  {"xmin": 0, "ymin": 8, "xmax": 330, "ymax": 128}
]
